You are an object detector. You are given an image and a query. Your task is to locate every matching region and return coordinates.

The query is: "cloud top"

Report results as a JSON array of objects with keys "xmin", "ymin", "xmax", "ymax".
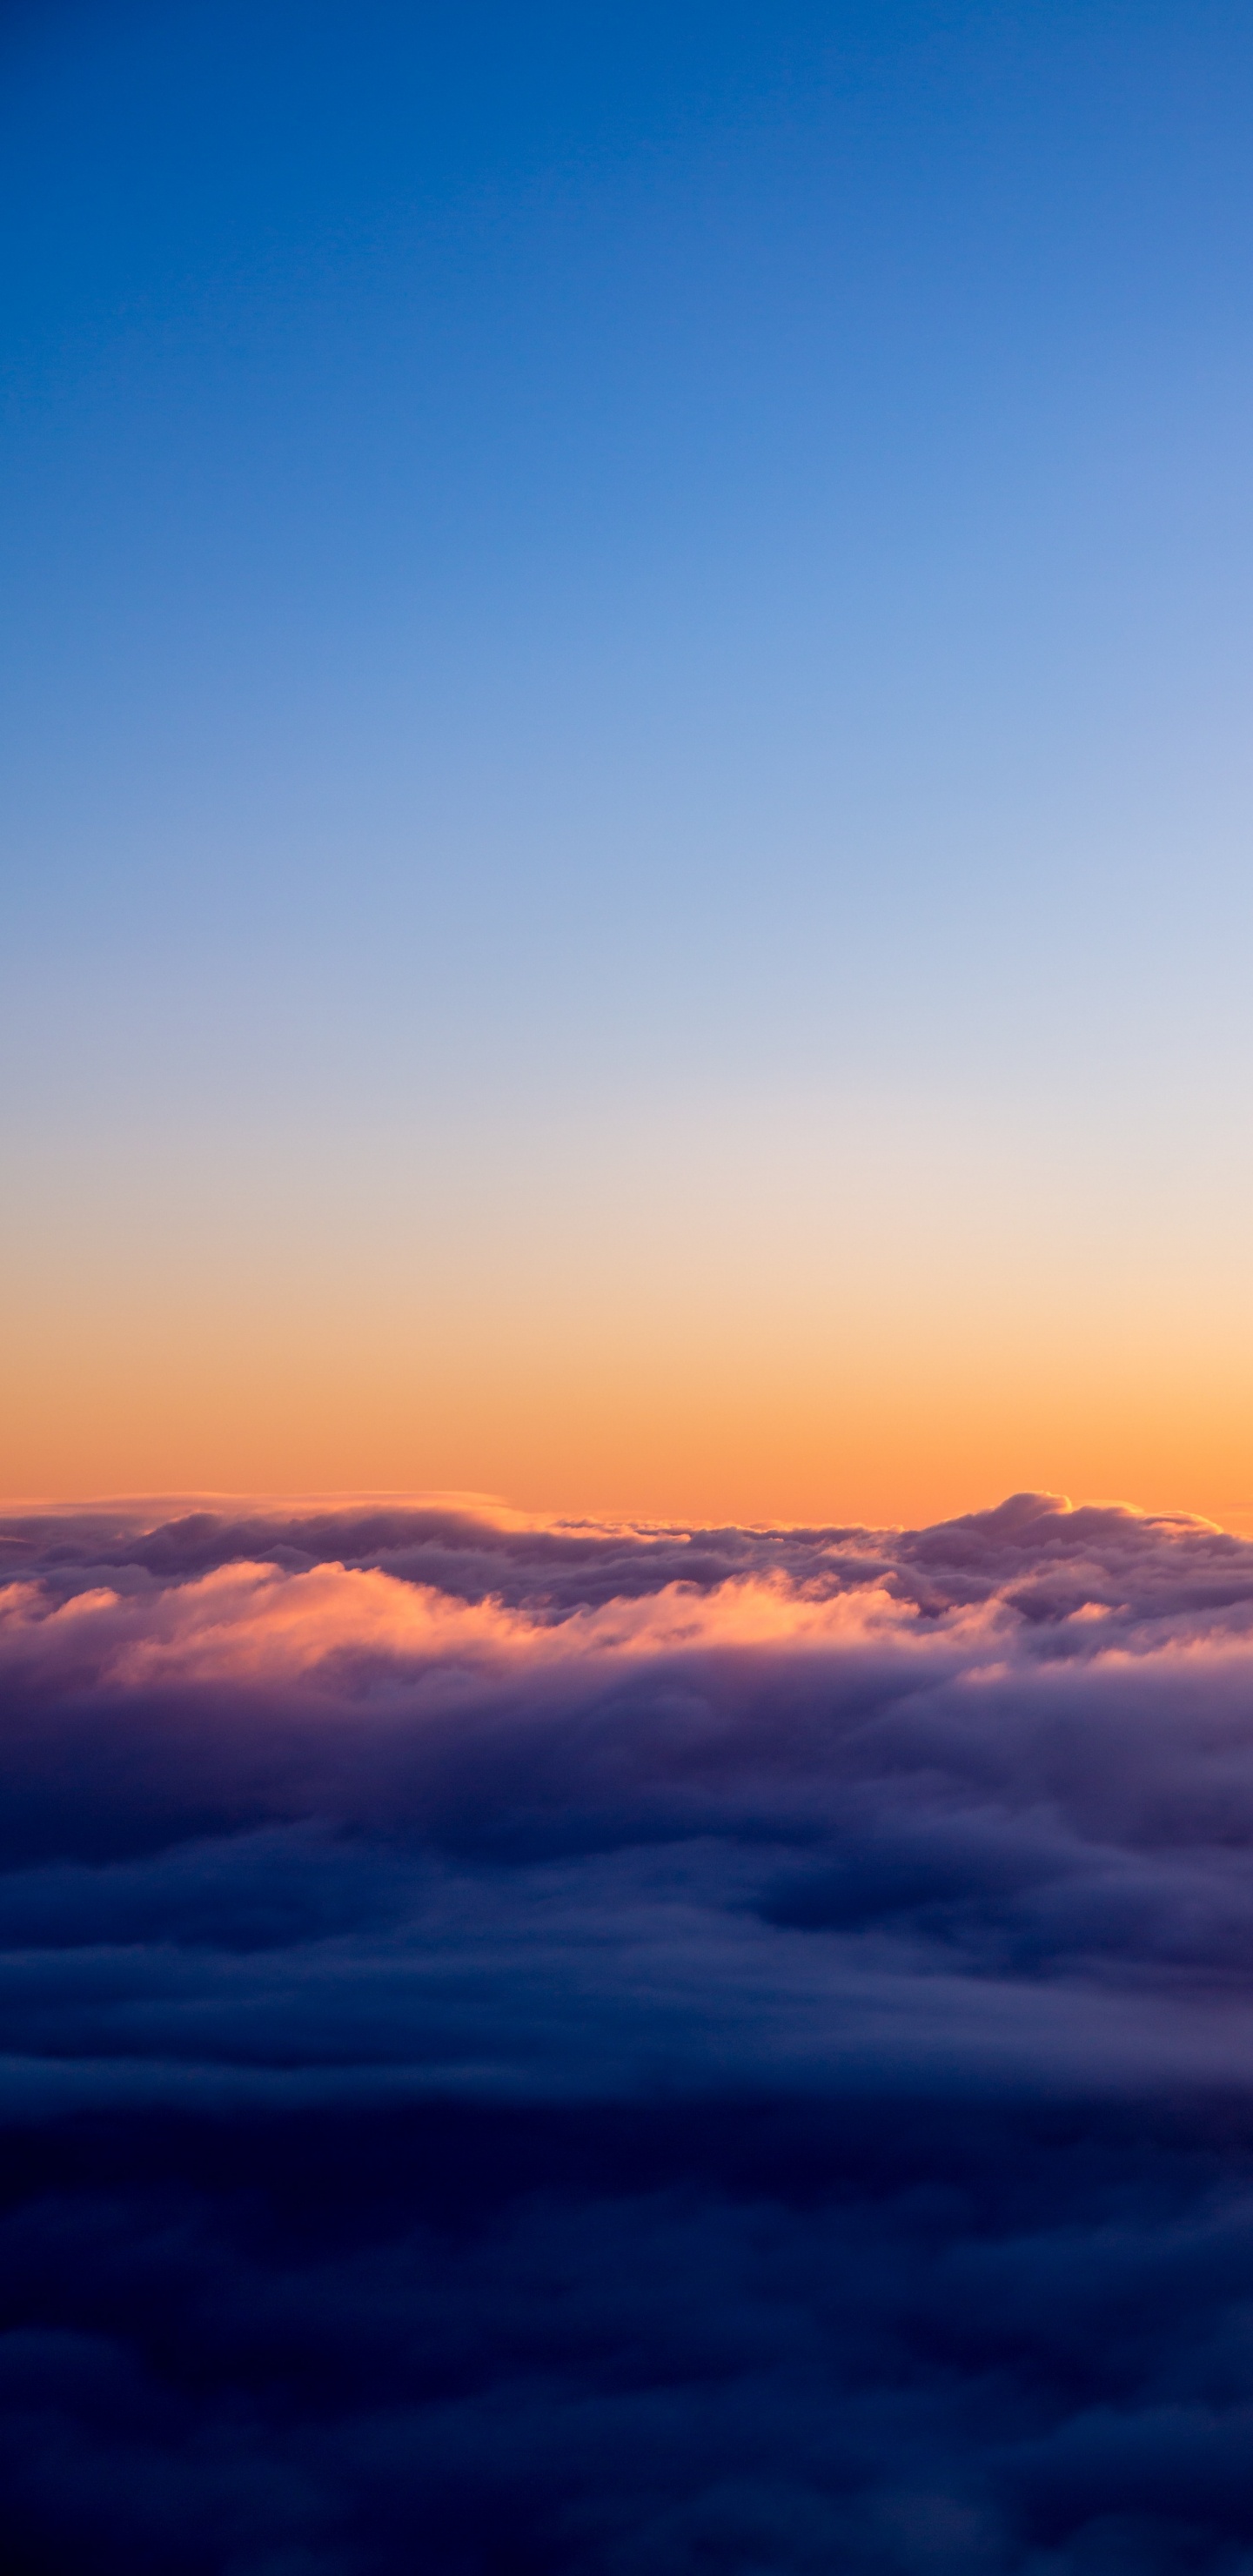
[
  {"xmin": 8, "ymin": 1494, "xmax": 1253, "ymax": 2570},
  {"xmin": 5, "ymin": 1490, "xmax": 1253, "ymax": 2107}
]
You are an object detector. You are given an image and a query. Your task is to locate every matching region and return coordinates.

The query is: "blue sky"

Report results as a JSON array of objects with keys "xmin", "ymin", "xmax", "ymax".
[{"xmin": 3, "ymin": 1, "xmax": 1252, "ymax": 1512}]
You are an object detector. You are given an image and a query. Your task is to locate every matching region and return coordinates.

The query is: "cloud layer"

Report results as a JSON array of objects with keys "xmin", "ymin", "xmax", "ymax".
[{"xmin": 5, "ymin": 1492, "xmax": 1253, "ymax": 2571}]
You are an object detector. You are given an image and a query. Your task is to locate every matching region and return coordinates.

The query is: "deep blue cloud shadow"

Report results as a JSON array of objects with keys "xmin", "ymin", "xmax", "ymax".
[{"xmin": 5, "ymin": 1495, "xmax": 1253, "ymax": 2570}]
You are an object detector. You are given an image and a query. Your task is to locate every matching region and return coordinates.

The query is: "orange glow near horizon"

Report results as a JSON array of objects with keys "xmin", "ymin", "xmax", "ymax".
[
  {"xmin": 5, "ymin": 1090, "xmax": 1250, "ymax": 1534},
  {"xmin": 4, "ymin": 1295, "xmax": 1251, "ymax": 1534}
]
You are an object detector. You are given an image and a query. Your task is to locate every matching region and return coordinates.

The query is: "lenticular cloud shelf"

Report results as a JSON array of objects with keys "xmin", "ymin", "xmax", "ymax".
[{"xmin": 7, "ymin": 1494, "xmax": 1253, "ymax": 2572}]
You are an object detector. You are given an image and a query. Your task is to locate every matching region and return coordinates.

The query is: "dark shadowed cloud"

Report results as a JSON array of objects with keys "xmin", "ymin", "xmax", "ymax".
[{"xmin": 5, "ymin": 1494, "xmax": 1253, "ymax": 2570}]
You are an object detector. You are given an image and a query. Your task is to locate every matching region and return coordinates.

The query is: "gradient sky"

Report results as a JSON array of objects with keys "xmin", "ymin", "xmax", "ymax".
[{"xmin": 3, "ymin": 0, "xmax": 1252, "ymax": 1523}]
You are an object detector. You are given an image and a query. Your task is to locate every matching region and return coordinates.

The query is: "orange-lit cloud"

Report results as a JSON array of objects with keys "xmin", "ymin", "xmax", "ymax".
[
  {"xmin": 6, "ymin": 1486, "xmax": 1253, "ymax": 2123},
  {"xmin": 10, "ymin": 1491, "xmax": 1253, "ymax": 2563}
]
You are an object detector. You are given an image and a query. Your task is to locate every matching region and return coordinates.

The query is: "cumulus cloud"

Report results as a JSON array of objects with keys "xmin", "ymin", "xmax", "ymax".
[{"xmin": 5, "ymin": 1493, "xmax": 1253, "ymax": 2570}]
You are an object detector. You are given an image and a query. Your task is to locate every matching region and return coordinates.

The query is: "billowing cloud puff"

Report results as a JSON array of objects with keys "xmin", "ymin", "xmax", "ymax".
[{"xmin": 5, "ymin": 1493, "xmax": 1253, "ymax": 2572}]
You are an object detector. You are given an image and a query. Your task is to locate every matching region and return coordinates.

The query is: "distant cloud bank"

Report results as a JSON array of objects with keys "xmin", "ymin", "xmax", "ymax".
[{"xmin": 5, "ymin": 1493, "xmax": 1253, "ymax": 2571}]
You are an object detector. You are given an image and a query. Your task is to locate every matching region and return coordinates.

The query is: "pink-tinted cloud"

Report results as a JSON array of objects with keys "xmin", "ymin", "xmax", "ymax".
[
  {"xmin": 4, "ymin": 1492, "xmax": 1253, "ymax": 2109},
  {"xmin": 7, "ymin": 1494, "xmax": 1253, "ymax": 2573}
]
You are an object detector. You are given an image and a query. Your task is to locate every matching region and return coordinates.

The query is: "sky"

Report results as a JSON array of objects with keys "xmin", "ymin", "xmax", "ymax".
[
  {"xmin": 3, "ymin": 0, "xmax": 1253, "ymax": 1520},
  {"xmin": 8, "ymin": 24, "xmax": 1253, "ymax": 2559}
]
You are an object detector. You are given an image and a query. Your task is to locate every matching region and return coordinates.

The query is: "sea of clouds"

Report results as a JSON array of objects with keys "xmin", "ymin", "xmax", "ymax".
[{"xmin": 5, "ymin": 1491, "xmax": 1253, "ymax": 2573}]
